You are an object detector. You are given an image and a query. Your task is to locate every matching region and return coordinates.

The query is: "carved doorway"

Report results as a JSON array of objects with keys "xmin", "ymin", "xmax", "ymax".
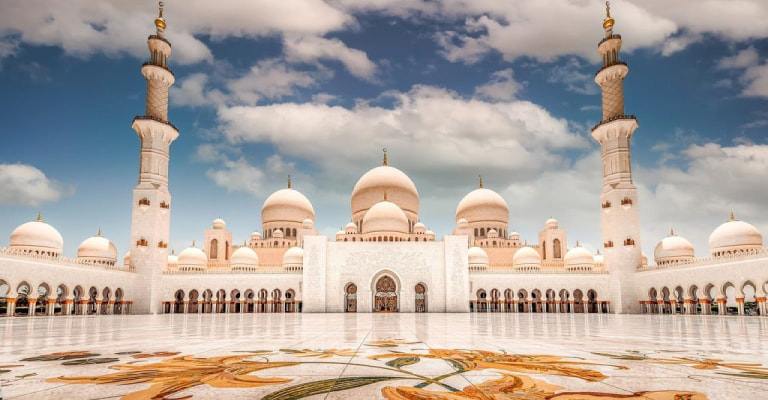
[
  {"xmin": 345, "ymin": 284, "xmax": 357, "ymax": 313},
  {"xmin": 374, "ymin": 275, "xmax": 398, "ymax": 312},
  {"xmin": 415, "ymin": 283, "xmax": 427, "ymax": 312}
]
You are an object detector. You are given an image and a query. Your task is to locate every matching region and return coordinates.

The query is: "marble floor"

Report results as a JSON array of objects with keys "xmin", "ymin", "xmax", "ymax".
[{"xmin": 1, "ymin": 313, "xmax": 768, "ymax": 399}]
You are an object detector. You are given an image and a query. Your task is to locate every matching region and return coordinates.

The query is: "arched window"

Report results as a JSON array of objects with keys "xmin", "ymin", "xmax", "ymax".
[
  {"xmin": 553, "ymin": 238, "xmax": 562, "ymax": 259},
  {"xmin": 210, "ymin": 238, "xmax": 218, "ymax": 259},
  {"xmin": 345, "ymin": 284, "xmax": 357, "ymax": 312},
  {"xmin": 542, "ymin": 240, "xmax": 547, "ymax": 259},
  {"xmin": 480, "ymin": 228, "xmax": 485, "ymax": 236},
  {"xmin": 225, "ymin": 241, "xmax": 229, "ymax": 260},
  {"xmin": 415, "ymin": 284, "xmax": 427, "ymax": 312}
]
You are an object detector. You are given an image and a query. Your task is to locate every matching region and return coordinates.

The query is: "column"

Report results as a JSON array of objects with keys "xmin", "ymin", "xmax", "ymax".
[
  {"xmin": 62, "ymin": 298, "xmax": 73, "ymax": 315},
  {"xmin": 107, "ymin": 300, "xmax": 115, "ymax": 315},
  {"xmin": 555, "ymin": 300, "xmax": 561, "ymax": 313},
  {"xmin": 568, "ymin": 301, "xmax": 574, "ymax": 314},
  {"xmin": 267, "ymin": 299, "xmax": 273, "ymax": 313},
  {"xmin": 211, "ymin": 300, "xmax": 218, "ymax": 314},
  {"xmin": 736, "ymin": 298, "xmax": 745, "ymax": 316},
  {"xmin": 757, "ymin": 297, "xmax": 766, "ymax": 316},
  {"xmin": 46, "ymin": 297, "xmax": 56, "ymax": 316},
  {"xmin": 28, "ymin": 298, "xmax": 38, "ymax": 316},
  {"xmin": 183, "ymin": 296, "xmax": 189, "ymax": 314},
  {"xmin": 717, "ymin": 298, "xmax": 727, "ymax": 315},
  {"xmin": 6, "ymin": 297, "xmax": 16, "ymax": 317},
  {"xmin": 95, "ymin": 297, "xmax": 103, "ymax": 315},
  {"xmin": 700, "ymin": 299, "xmax": 711, "ymax": 315}
]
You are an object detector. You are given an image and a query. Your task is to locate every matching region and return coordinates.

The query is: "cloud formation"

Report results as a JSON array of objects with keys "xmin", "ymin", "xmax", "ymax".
[{"xmin": 0, "ymin": 163, "xmax": 70, "ymax": 206}]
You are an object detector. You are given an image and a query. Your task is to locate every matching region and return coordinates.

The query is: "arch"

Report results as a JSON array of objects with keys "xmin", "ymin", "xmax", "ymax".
[
  {"xmin": 531, "ymin": 289, "xmax": 542, "ymax": 313},
  {"xmin": 54, "ymin": 284, "xmax": 68, "ymax": 315},
  {"xmin": 587, "ymin": 289, "xmax": 598, "ymax": 313},
  {"xmin": 688, "ymin": 285, "xmax": 700, "ymax": 315},
  {"xmin": 517, "ymin": 289, "xmax": 529, "ymax": 313},
  {"xmin": 15, "ymin": 282, "xmax": 31, "ymax": 316},
  {"xmin": 258, "ymin": 289, "xmax": 268, "ymax": 313},
  {"xmin": 553, "ymin": 238, "xmax": 562, "ymax": 259},
  {"xmin": 545, "ymin": 289, "xmax": 556, "ymax": 313},
  {"xmin": 740, "ymin": 281, "xmax": 758, "ymax": 316},
  {"xmin": 573, "ymin": 289, "xmax": 584, "ymax": 313},
  {"xmin": 373, "ymin": 275, "xmax": 398, "ymax": 312},
  {"xmin": 272, "ymin": 289, "xmax": 282, "ymax": 313},
  {"xmin": 0, "ymin": 279, "xmax": 9, "ymax": 316},
  {"xmin": 210, "ymin": 238, "xmax": 219, "ymax": 260},
  {"xmin": 722, "ymin": 282, "xmax": 737, "ymax": 315},
  {"xmin": 345, "ymin": 283, "xmax": 357, "ymax": 313},
  {"xmin": 285, "ymin": 289, "xmax": 296, "ymax": 313},
  {"xmin": 216, "ymin": 289, "xmax": 227, "ymax": 313},
  {"xmin": 542, "ymin": 240, "xmax": 547, "ymax": 259},
  {"xmin": 660, "ymin": 287, "xmax": 671, "ymax": 314},
  {"xmin": 504, "ymin": 288, "xmax": 514, "ymax": 312},
  {"xmin": 243, "ymin": 289, "xmax": 255, "ymax": 313},
  {"xmin": 415, "ymin": 283, "xmax": 427, "ymax": 312},
  {"xmin": 188, "ymin": 289, "xmax": 200, "ymax": 314},
  {"xmin": 174, "ymin": 289, "xmax": 185, "ymax": 314},
  {"xmin": 674, "ymin": 286, "xmax": 685, "ymax": 314},
  {"xmin": 648, "ymin": 287, "xmax": 658, "ymax": 314},
  {"xmin": 113, "ymin": 288, "xmax": 124, "ymax": 314},
  {"xmin": 490, "ymin": 288, "xmax": 501, "ymax": 312},
  {"xmin": 230, "ymin": 289, "xmax": 242, "ymax": 313},
  {"xmin": 225, "ymin": 241, "xmax": 230, "ymax": 260}
]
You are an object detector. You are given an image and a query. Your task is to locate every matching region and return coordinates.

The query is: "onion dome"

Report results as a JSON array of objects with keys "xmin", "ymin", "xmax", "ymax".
[
  {"xmin": 425, "ymin": 230, "xmax": 435, "ymax": 240},
  {"xmin": 508, "ymin": 232, "xmax": 520, "ymax": 241},
  {"xmin": 468, "ymin": 246, "xmax": 489, "ymax": 269},
  {"xmin": 362, "ymin": 199, "xmax": 409, "ymax": 235},
  {"xmin": 564, "ymin": 243, "xmax": 594, "ymax": 270},
  {"xmin": 641, "ymin": 252, "xmax": 648, "ymax": 266},
  {"xmin": 212, "ymin": 218, "xmax": 226, "ymax": 230},
  {"xmin": 654, "ymin": 229, "xmax": 694, "ymax": 265},
  {"xmin": 352, "ymin": 151, "xmax": 419, "ymax": 224},
  {"xmin": 250, "ymin": 231, "xmax": 262, "ymax": 240},
  {"xmin": 487, "ymin": 229, "xmax": 499, "ymax": 239},
  {"xmin": 708, "ymin": 212, "xmax": 763, "ymax": 256},
  {"xmin": 456, "ymin": 218, "xmax": 469, "ymax": 230},
  {"xmin": 302, "ymin": 218, "xmax": 314, "ymax": 229},
  {"xmin": 178, "ymin": 244, "xmax": 207, "ymax": 271},
  {"xmin": 513, "ymin": 246, "xmax": 541, "ymax": 269},
  {"xmin": 545, "ymin": 218, "xmax": 559, "ymax": 229},
  {"xmin": 335, "ymin": 229, "xmax": 345, "ymax": 241},
  {"xmin": 9, "ymin": 213, "xmax": 64, "ymax": 256},
  {"xmin": 77, "ymin": 230, "xmax": 118, "ymax": 264},
  {"xmin": 231, "ymin": 246, "xmax": 259, "ymax": 269},
  {"xmin": 283, "ymin": 246, "xmax": 304, "ymax": 268},
  {"xmin": 261, "ymin": 181, "xmax": 315, "ymax": 225},
  {"xmin": 455, "ymin": 178, "xmax": 509, "ymax": 226},
  {"xmin": 123, "ymin": 252, "xmax": 131, "ymax": 267},
  {"xmin": 273, "ymin": 229, "xmax": 284, "ymax": 239},
  {"xmin": 167, "ymin": 250, "xmax": 178, "ymax": 267},
  {"xmin": 414, "ymin": 222, "xmax": 426, "ymax": 234},
  {"xmin": 344, "ymin": 222, "xmax": 358, "ymax": 234}
]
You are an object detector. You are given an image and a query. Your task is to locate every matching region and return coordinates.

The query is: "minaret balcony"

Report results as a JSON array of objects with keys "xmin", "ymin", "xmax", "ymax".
[
  {"xmin": 598, "ymin": 34, "xmax": 622, "ymax": 47},
  {"xmin": 590, "ymin": 114, "xmax": 637, "ymax": 132},
  {"xmin": 594, "ymin": 60, "xmax": 627, "ymax": 77},
  {"xmin": 147, "ymin": 34, "xmax": 172, "ymax": 47},
  {"xmin": 142, "ymin": 61, "xmax": 174, "ymax": 76}
]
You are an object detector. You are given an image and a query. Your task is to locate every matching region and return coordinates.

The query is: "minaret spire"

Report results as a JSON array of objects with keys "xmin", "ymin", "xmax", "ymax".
[
  {"xmin": 478, "ymin": 175, "xmax": 484, "ymax": 188},
  {"xmin": 154, "ymin": 2, "xmax": 166, "ymax": 37},
  {"xmin": 603, "ymin": 1, "xmax": 615, "ymax": 36},
  {"xmin": 287, "ymin": 175, "xmax": 292, "ymax": 189},
  {"xmin": 382, "ymin": 148, "xmax": 388, "ymax": 166}
]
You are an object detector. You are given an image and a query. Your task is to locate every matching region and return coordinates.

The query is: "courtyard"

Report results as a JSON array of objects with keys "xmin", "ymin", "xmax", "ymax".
[{"xmin": 1, "ymin": 313, "xmax": 767, "ymax": 399}]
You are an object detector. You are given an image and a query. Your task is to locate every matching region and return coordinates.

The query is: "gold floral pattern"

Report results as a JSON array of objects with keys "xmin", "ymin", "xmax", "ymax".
[
  {"xmin": 365, "ymin": 339, "xmax": 422, "ymax": 347},
  {"xmin": 280, "ymin": 348, "xmax": 358, "ymax": 358}
]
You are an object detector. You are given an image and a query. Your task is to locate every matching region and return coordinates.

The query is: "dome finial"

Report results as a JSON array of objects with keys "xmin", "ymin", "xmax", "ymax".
[
  {"xmin": 576, "ymin": 240, "xmax": 580, "ymax": 247},
  {"xmin": 603, "ymin": 1, "xmax": 615, "ymax": 32},
  {"xmin": 154, "ymin": 2, "xmax": 167, "ymax": 36},
  {"xmin": 382, "ymin": 148, "xmax": 388, "ymax": 166},
  {"xmin": 287, "ymin": 175, "xmax": 292, "ymax": 189},
  {"xmin": 670, "ymin": 228, "xmax": 675, "ymax": 236},
  {"xmin": 36, "ymin": 211, "xmax": 43, "ymax": 222},
  {"xmin": 478, "ymin": 175, "xmax": 483, "ymax": 188},
  {"xmin": 192, "ymin": 240, "xmax": 196, "ymax": 247},
  {"xmin": 97, "ymin": 228, "xmax": 102, "ymax": 237},
  {"xmin": 383, "ymin": 190, "xmax": 388, "ymax": 201},
  {"xmin": 729, "ymin": 211, "xmax": 736, "ymax": 221},
  {"xmin": 171, "ymin": 249, "xmax": 175, "ymax": 255}
]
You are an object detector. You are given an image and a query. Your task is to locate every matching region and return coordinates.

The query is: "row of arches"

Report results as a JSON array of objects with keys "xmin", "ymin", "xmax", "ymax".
[
  {"xmin": 343, "ymin": 277, "xmax": 428, "ymax": 313},
  {"xmin": 643, "ymin": 280, "xmax": 768, "ymax": 316},
  {"xmin": 209, "ymin": 239, "xmax": 230, "ymax": 260},
  {"xmin": 471, "ymin": 288, "xmax": 607, "ymax": 313},
  {"xmin": 0, "ymin": 279, "xmax": 130, "ymax": 317},
  {"xmin": 162, "ymin": 288, "xmax": 300, "ymax": 314}
]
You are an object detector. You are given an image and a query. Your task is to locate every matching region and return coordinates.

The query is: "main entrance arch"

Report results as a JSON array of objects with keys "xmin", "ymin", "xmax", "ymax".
[{"xmin": 374, "ymin": 275, "xmax": 398, "ymax": 312}]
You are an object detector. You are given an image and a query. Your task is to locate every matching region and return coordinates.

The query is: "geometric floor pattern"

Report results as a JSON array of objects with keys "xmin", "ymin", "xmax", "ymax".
[{"xmin": 1, "ymin": 313, "xmax": 767, "ymax": 399}]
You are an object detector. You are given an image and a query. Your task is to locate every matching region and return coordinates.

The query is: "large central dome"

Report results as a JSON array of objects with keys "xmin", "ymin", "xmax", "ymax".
[{"xmin": 351, "ymin": 154, "xmax": 419, "ymax": 227}]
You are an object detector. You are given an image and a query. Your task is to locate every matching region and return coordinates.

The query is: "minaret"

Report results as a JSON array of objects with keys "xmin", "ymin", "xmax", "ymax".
[
  {"xmin": 591, "ymin": 2, "xmax": 641, "ymax": 314},
  {"xmin": 130, "ymin": 2, "xmax": 179, "ymax": 314}
]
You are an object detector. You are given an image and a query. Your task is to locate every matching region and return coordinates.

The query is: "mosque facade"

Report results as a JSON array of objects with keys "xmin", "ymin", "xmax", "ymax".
[{"xmin": 1, "ymin": 5, "xmax": 766, "ymax": 317}]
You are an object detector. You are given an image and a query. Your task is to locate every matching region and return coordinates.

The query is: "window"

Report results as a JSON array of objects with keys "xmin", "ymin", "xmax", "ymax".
[{"xmin": 210, "ymin": 239, "xmax": 218, "ymax": 259}]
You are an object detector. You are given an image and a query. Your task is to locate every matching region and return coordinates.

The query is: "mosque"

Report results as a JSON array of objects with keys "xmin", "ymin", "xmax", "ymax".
[{"xmin": 0, "ymin": 4, "xmax": 766, "ymax": 317}]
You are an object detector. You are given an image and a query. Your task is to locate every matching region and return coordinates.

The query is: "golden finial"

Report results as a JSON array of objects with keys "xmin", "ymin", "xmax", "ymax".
[
  {"xmin": 383, "ymin": 190, "xmax": 388, "ymax": 201},
  {"xmin": 729, "ymin": 211, "xmax": 736, "ymax": 221},
  {"xmin": 478, "ymin": 175, "xmax": 484, "ymax": 188},
  {"xmin": 287, "ymin": 175, "xmax": 292, "ymax": 189},
  {"xmin": 576, "ymin": 240, "xmax": 580, "ymax": 247},
  {"xmin": 36, "ymin": 211, "xmax": 43, "ymax": 222},
  {"xmin": 603, "ymin": 1, "xmax": 615, "ymax": 30},
  {"xmin": 154, "ymin": 2, "xmax": 166, "ymax": 34},
  {"xmin": 171, "ymin": 249, "xmax": 175, "ymax": 255},
  {"xmin": 382, "ymin": 148, "xmax": 388, "ymax": 166},
  {"xmin": 596, "ymin": 249, "xmax": 601, "ymax": 255},
  {"xmin": 192, "ymin": 240, "xmax": 196, "ymax": 247},
  {"xmin": 670, "ymin": 228, "xmax": 675, "ymax": 236},
  {"xmin": 97, "ymin": 228, "xmax": 102, "ymax": 237}
]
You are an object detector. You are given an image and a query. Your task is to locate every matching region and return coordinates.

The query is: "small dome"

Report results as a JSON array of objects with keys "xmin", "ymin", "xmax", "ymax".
[
  {"xmin": 178, "ymin": 246, "xmax": 208, "ymax": 268},
  {"xmin": 273, "ymin": 229, "xmax": 284, "ymax": 239},
  {"xmin": 708, "ymin": 214, "xmax": 763, "ymax": 255},
  {"xmin": 641, "ymin": 251, "xmax": 648, "ymax": 266},
  {"xmin": 77, "ymin": 232, "xmax": 118, "ymax": 264},
  {"xmin": 123, "ymin": 251, "xmax": 131, "ymax": 267},
  {"xmin": 344, "ymin": 222, "xmax": 358, "ymax": 234},
  {"xmin": 594, "ymin": 251, "xmax": 604, "ymax": 264},
  {"xmin": 231, "ymin": 246, "xmax": 259, "ymax": 267},
  {"xmin": 335, "ymin": 229, "xmax": 345, "ymax": 239},
  {"xmin": 564, "ymin": 245, "xmax": 594, "ymax": 268},
  {"xmin": 456, "ymin": 218, "xmax": 469, "ymax": 229},
  {"xmin": 508, "ymin": 232, "xmax": 520, "ymax": 240},
  {"xmin": 302, "ymin": 218, "xmax": 314, "ymax": 229},
  {"xmin": 513, "ymin": 246, "xmax": 541, "ymax": 267},
  {"xmin": 545, "ymin": 218, "xmax": 559, "ymax": 229},
  {"xmin": 212, "ymin": 218, "xmax": 226, "ymax": 230},
  {"xmin": 283, "ymin": 246, "xmax": 304, "ymax": 267},
  {"xmin": 455, "ymin": 187, "xmax": 509, "ymax": 226},
  {"xmin": 468, "ymin": 246, "xmax": 489, "ymax": 267},
  {"xmin": 362, "ymin": 200, "xmax": 409, "ymax": 234},
  {"xmin": 262, "ymin": 187, "xmax": 315, "ymax": 225},
  {"xmin": 487, "ymin": 229, "xmax": 499, "ymax": 239},
  {"xmin": 251, "ymin": 231, "xmax": 262, "ymax": 240},
  {"xmin": 352, "ymin": 164, "xmax": 419, "ymax": 224},
  {"xmin": 9, "ymin": 215, "xmax": 64, "ymax": 256},
  {"xmin": 654, "ymin": 231, "xmax": 694, "ymax": 264},
  {"xmin": 167, "ymin": 252, "xmax": 178, "ymax": 266},
  {"xmin": 414, "ymin": 222, "xmax": 426, "ymax": 233},
  {"xmin": 425, "ymin": 230, "xmax": 435, "ymax": 237}
]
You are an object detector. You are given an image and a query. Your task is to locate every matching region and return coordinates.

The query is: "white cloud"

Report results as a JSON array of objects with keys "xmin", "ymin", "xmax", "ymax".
[
  {"xmin": 0, "ymin": 163, "xmax": 70, "ymax": 206},
  {"xmin": 283, "ymin": 35, "xmax": 377, "ymax": 80},
  {"xmin": 717, "ymin": 47, "xmax": 759, "ymax": 69},
  {"xmin": 716, "ymin": 47, "xmax": 768, "ymax": 98},
  {"xmin": 547, "ymin": 58, "xmax": 598, "ymax": 95},
  {"xmin": 206, "ymin": 158, "xmax": 267, "ymax": 197},
  {"xmin": 474, "ymin": 68, "xmax": 522, "ymax": 101}
]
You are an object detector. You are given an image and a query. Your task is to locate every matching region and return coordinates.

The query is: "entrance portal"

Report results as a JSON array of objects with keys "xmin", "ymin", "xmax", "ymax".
[{"xmin": 374, "ymin": 276, "xmax": 398, "ymax": 312}]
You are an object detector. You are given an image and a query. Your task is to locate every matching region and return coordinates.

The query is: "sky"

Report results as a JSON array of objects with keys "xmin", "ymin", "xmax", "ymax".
[{"xmin": 0, "ymin": 0, "xmax": 767, "ymax": 262}]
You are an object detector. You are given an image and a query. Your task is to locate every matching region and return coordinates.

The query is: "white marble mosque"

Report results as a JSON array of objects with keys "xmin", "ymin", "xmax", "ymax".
[{"xmin": 1, "ymin": 3, "xmax": 767, "ymax": 320}]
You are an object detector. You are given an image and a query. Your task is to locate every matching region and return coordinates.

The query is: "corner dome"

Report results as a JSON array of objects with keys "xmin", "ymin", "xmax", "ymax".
[
  {"xmin": 178, "ymin": 246, "xmax": 207, "ymax": 269},
  {"xmin": 414, "ymin": 222, "xmax": 426, "ymax": 233},
  {"xmin": 545, "ymin": 218, "xmax": 559, "ymax": 229},
  {"xmin": 231, "ymin": 246, "xmax": 259, "ymax": 267},
  {"xmin": 262, "ymin": 187, "xmax": 315, "ymax": 225},
  {"xmin": 513, "ymin": 246, "xmax": 541, "ymax": 267},
  {"xmin": 564, "ymin": 245, "xmax": 594, "ymax": 268},
  {"xmin": 283, "ymin": 246, "xmax": 304, "ymax": 267},
  {"xmin": 10, "ymin": 214, "xmax": 64, "ymax": 256},
  {"xmin": 708, "ymin": 214, "xmax": 763, "ymax": 256},
  {"xmin": 352, "ymin": 163, "xmax": 419, "ymax": 224},
  {"xmin": 212, "ymin": 218, "xmax": 226, "ymax": 229},
  {"xmin": 487, "ymin": 229, "xmax": 499, "ymax": 239},
  {"xmin": 508, "ymin": 232, "xmax": 520, "ymax": 240},
  {"xmin": 251, "ymin": 231, "xmax": 262, "ymax": 240},
  {"xmin": 362, "ymin": 200, "xmax": 409, "ymax": 234},
  {"xmin": 344, "ymin": 222, "xmax": 358, "ymax": 234},
  {"xmin": 123, "ymin": 251, "xmax": 131, "ymax": 267},
  {"xmin": 455, "ymin": 187, "xmax": 509, "ymax": 225},
  {"xmin": 641, "ymin": 251, "xmax": 648, "ymax": 266},
  {"xmin": 77, "ymin": 232, "xmax": 118, "ymax": 264},
  {"xmin": 302, "ymin": 218, "xmax": 314, "ymax": 229},
  {"xmin": 468, "ymin": 246, "xmax": 489, "ymax": 268},
  {"xmin": 167, "ymin": 251, "xmax": 178, "ymax": 266},
  {"xmin": 654, "ymin": 231, "xmax": 694, "ymax": 264}
]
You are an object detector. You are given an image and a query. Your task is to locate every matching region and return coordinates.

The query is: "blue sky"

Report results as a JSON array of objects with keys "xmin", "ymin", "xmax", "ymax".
[{"xmin": 0, "ymin": 0, "xmax": 767, "ymax": 261}]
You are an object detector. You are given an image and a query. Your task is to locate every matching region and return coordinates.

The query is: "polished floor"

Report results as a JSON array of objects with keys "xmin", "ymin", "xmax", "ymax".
[{"xmin": 1, "ymin": 313, "xmax": 767, "ymax": 399}]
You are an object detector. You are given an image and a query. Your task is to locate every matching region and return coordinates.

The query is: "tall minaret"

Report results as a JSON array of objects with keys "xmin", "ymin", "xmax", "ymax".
[
  {"xmin": 591, "ymin": 2, "xmax": 641, "ymax": 314},
  {"xmin": 130, "ymin": 2, "xmax": 179, "ymax": 314}
]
